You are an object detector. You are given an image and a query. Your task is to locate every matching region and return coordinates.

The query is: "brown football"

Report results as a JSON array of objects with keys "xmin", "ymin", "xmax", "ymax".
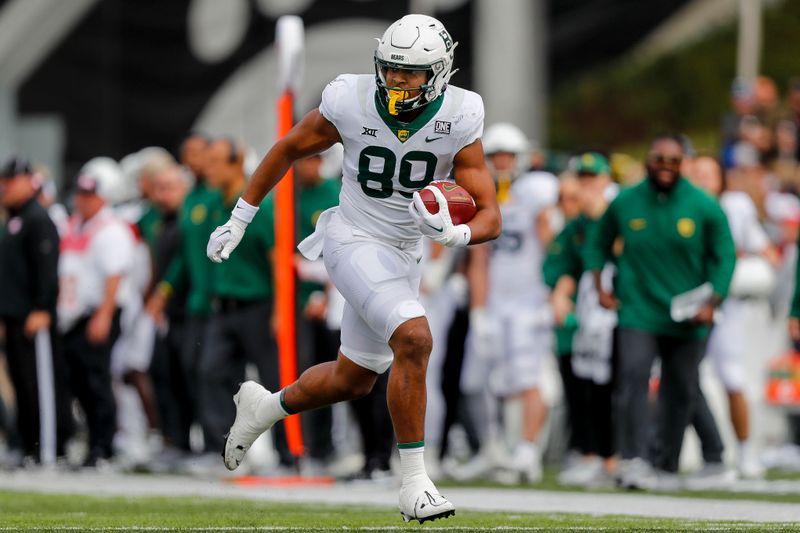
[{"xmin": 418, "ymin": 181, "xmax": 477, "ymax": 225}]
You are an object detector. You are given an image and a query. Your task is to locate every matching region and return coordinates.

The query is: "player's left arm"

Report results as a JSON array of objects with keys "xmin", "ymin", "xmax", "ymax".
[{"xmin": 452, "ymin": 139, "xmax": 501, "ymax": 244}]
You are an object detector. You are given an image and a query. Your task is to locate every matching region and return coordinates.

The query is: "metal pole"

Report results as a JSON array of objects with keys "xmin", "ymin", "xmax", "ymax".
[
  {"xmin": 737, "ymin": 0, "xmax": 762, "ymax": 81},
  {"xmin": 475, "ymin": 0, "xmax": 546, "ymax": 142}
]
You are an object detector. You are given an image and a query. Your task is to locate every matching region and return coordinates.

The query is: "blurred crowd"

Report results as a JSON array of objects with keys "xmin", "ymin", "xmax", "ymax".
[{"xmin": 3, "ymin": 74, "xmax": 800, "ymax": 491}]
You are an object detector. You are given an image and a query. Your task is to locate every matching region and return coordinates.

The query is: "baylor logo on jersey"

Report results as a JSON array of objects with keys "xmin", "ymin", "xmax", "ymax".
[{"xmin": 397, "ymin": 129, "xmax": 410, "ymax": 142}]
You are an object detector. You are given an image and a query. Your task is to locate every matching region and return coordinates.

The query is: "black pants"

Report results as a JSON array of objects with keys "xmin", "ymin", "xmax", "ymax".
[
  {"xmin": 351, "ymin": 370, "xmax": 393, "ymax": 472},
  {"xmin": 199, "ymin": 299, "xmax": 291, "ymax": 463},
  {"xmin": 689, "ymin": 383, "xmax": 725, "ymax": 464},
  {"xmin": 178, "ymin": 316, "xmax": 207, "ymax": 447},
  {"xmin": 439, "ymin": 305, "xmax": 480, "ymax": 458},
  {"xmin": 297, "ymin": 316, "xmax": 337, "ymax": 461},
  {"xmin": 558, "ymin": 352, "xmax": 616, "ymax": 459},
  {"xmin": 616, "ymin": 328, "xmax": 705, "ymax": 472},
  {"xmin": 558, "ymin": 353, "xmax": 590, "ymax": 454},
  {"xmin": 151, "ymin": 317, "xmax": 193, "ymax": 451},
  {"xmin": 2, "ymin": 318, "xmax": 73, "ymax": 458},
  {"xmin": 62, "ymin": 312, "xmax": 121, "ymax": 459}
]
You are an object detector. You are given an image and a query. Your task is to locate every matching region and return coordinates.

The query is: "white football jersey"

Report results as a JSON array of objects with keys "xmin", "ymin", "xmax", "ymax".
[
  {"xmin": 319, "ymin": 74, "xmax": 484, "ymax": 243},
  {"xmin": 488, "ymin": 171, "xmax": 559, "ymax": 307},
  {"xmin": 720, "ymin": 191, "xmax": 769, "ymax": 254}
]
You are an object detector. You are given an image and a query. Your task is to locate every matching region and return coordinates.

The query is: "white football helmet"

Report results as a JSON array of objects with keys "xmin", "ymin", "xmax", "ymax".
[
  {"xmin": 77, "ymin": 157, "xmax": 124, "ymax": 204},
  {"xmin": 483, "ymin": 122, "xmax": 530, "ymax": 156},
  {"xmin": 483, "ymin": 122, "xmax": 530, "ymax": 177},
  {"xmin": 374, "ymin": 14, "xmax": 457, "ymax": 115}
]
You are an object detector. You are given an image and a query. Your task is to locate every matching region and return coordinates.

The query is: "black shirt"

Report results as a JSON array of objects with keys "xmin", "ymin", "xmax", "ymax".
[
  {"xmin": 153, "ymin": 210, "xmax": 186, "ymax": 319},
  {"xmin": 0, "ymin": 197, "xmax": 60, "ymax": 319}
]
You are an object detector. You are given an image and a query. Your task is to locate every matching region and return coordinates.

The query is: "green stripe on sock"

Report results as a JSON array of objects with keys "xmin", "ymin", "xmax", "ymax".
[
  {"xmin": 279, "ymin": 389, "xmax": 295, "ymax": 415},
  {"xmin": 397, "ymin": 440, "xmax": 425, "ymax": 449}
]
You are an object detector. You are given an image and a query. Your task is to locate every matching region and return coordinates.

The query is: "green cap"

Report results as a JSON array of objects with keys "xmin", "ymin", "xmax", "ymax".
[{"xmin": 570, "ymin": 152, "xmax": 610, "ymax": 176}]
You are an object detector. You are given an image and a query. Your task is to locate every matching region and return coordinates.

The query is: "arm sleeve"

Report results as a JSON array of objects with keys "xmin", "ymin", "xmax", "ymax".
[
  {"xmin": 705, "ymin": 202, "xmax": 737, "ymax": 299},
  {"xmin": 582, "ymin": 203, "xmax": 618, "ymax": 272},
  {"xmin": 23, "ymin": 215, "xmax": 60, "ymax": 311}
]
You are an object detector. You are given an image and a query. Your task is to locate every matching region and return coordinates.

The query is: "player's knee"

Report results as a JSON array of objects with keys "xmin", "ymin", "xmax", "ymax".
[{"xmin": 390, "ymin": 321, "xmax": 432, "ymax": 365}]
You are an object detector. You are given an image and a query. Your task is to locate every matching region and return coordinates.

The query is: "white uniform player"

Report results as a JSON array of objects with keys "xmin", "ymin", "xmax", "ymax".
[
  {"xmin": 458, "ymin": 123, "xmax": 558, "ymax": 484},
  {"xmin": 206, "ymin": 15, "xmax": 501, "ymax": 523},
  {"xmin": 707, "ymin": 191, "xmax": 772, "ymax": 392},
  {"xmin": 689, "ymin": 156, "xmax": 774, "ymax": 478},
  {"xmin": 486, "ymin": 171, "xmax": 559, "ymax": 394}
]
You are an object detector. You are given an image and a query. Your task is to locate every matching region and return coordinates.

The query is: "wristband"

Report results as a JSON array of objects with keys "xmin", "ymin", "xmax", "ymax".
[
  {"xmin": 450, "ymin": 224, "xmax": 471, "ymax": 248},
  {"xmin": 232, "ymin": 197, "xmax": 258, "ymax": 224}
]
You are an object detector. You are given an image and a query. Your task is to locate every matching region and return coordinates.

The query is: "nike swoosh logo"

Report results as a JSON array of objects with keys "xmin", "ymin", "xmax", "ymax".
[
  {"xmin": 425, "ymin": 136, "xmax": 443, "ymax": 142},
  {"xmin": 424, "ymin": 222, "xmax": 443, "ymax": 233}
]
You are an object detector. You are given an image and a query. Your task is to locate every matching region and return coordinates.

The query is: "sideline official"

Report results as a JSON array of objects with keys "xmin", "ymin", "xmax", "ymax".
[{"xmin": 0, "ymin": 156, "xmax": 72, "ymax": 464}]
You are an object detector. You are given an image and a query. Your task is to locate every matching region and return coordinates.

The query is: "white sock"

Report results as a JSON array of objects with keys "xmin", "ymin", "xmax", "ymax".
[
  {"xmin": 739, "ymin": 439, "xmax": 752, "ymax": 459},
  {"xmin": 398, "ymin": 443, "xmax": 429, "ymax": 485},
  {"xmin": 514, "ymin": 440, "xmax": 540, "ymax": 462},
  {"xmin": 255, "ymin": 388, "xmax": 290, "ymax": 428}
]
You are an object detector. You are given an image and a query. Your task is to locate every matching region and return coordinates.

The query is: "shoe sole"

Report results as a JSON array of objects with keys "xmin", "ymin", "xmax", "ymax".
[
  {"xmin": 400, "ymin": 509, "xmax": 455, "ymax": 524},
  {"xmin": 222, "ymin": 384, "xmax": 246, "ymax": 471}
]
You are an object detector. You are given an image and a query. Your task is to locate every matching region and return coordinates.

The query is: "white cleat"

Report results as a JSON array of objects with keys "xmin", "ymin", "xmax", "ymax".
[
  {"xmin": 223, "ymin": 381, "xmax": 274, "ymax": 471},
  {"xmin": 398, "ymin": 480, "xmax": 456, "ymax": 524}
]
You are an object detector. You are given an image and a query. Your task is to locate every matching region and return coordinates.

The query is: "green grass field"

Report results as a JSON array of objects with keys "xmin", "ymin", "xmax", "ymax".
[{"xmin": 1, "ymin": 491, "xmax": 798, "ymax": 533}]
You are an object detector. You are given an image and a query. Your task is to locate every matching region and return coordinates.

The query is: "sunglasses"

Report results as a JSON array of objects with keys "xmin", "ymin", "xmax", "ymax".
[{"xmin": 648, "ymin": 154, "xmax": 682, "ymax": 166}]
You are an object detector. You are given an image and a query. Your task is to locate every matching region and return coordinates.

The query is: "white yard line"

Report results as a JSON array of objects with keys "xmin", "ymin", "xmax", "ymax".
[{"xmin": 0, "ymin": 470, "xmax": 798, "ymax": 524}]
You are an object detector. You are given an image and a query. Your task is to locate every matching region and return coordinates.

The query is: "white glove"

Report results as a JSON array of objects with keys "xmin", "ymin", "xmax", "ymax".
[
  {"xmin": 207, "ymin": 198, "xmax": 258, "ymax": 263},
  {"xmin": 207, "ymin": 216, "xmax": 247, "ymax": 263},
  {"xmin": 408, "ymin": 187, "xmax": 471, "ymax": 248},
  {"xmin": 470, "ymin": 307, "xmax": 500, "ymax": 360}
]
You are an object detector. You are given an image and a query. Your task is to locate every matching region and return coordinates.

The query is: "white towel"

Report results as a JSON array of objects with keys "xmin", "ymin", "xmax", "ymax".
[{"xmin": 297, "ymin": 207, "xmax": 338, "ymax": 261}]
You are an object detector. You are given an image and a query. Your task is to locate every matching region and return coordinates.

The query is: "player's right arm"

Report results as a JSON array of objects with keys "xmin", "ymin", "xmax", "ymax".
[{"xmin": 207, "ymin": 109, "xmax": 341, "ymax": 263}]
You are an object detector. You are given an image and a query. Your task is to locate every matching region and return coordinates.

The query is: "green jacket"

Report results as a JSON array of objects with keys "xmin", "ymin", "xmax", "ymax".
[
  {"xmin": 136, "ymin": 203, "xmax": 161, "ymax": 256},
  {"xmin": 162, "ymin": 181, "xmax": 222, "ymax": 316},
  {"xmin": 210, "ymin": 193, "xmax": 275, "ymax": 301},
  {"xmin": 542, "ymin": 215, "xmax": 592, "ymax": 355},
  {"xmin": 584, "ymin": 177, "xmax": 736, "ymax": 338}
]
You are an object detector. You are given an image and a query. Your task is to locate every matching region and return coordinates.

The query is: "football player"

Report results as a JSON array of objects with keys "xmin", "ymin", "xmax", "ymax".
[
  {"xmin": 206, "ymin": 14, "xmax": 500, "ymax": 523},
  {"xmin": 461, "ymin": 122, "xmax": 559, "ymax": 483}
]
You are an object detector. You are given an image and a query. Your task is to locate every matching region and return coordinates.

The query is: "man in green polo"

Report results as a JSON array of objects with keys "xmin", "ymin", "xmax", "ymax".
[
  {"xmin": 584, "ymin": 135, "xmax": 736, "ymax": 489},
  {"xmin": 197, "ymin": 138, "xmax": 292, "ymax": 468}
]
